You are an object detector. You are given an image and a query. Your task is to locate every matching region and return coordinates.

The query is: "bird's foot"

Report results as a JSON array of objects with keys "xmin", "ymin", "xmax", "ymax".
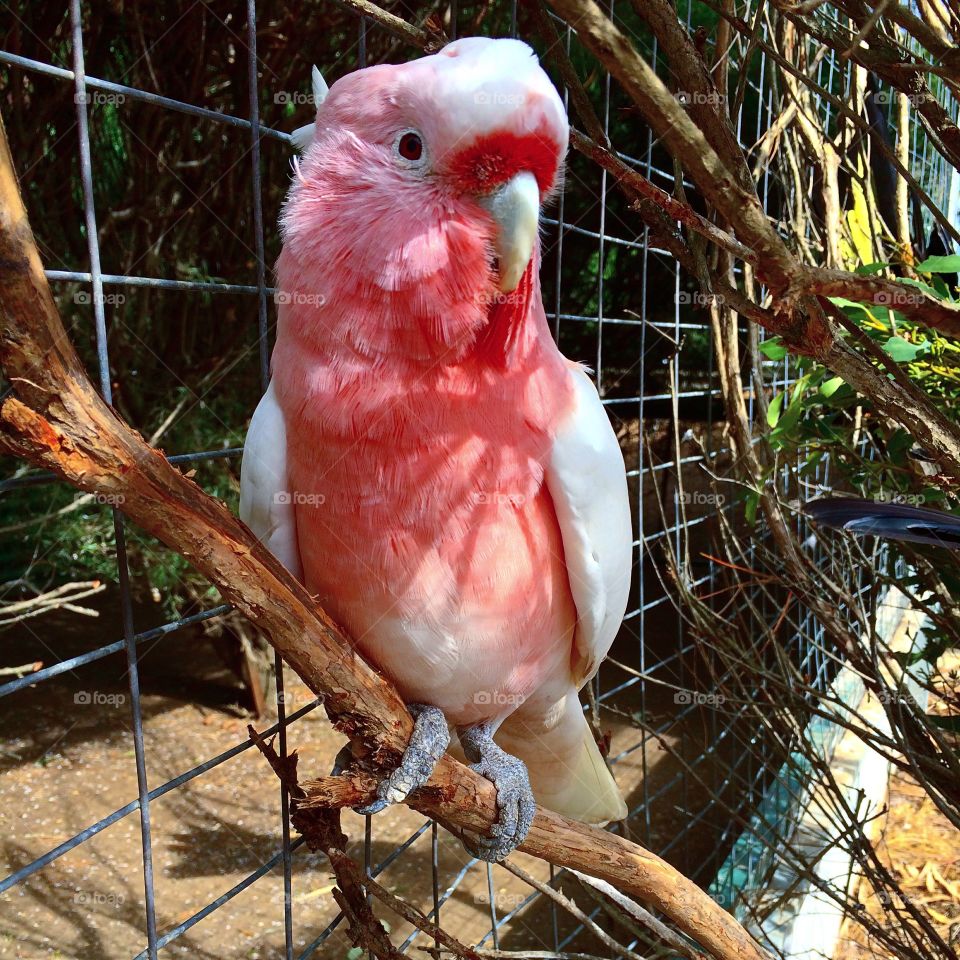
[
  {"xmin": 458, "ymin": 721, "xmax": 535, "ymax": 862},
  {"xmin": 334, "ymin": 704, "xmax": 449, "ymax": 816}
]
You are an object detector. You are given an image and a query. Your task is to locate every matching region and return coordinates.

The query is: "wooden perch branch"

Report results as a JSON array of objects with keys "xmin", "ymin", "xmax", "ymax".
[{"xmin": 0, "ymin": 114, "xmax": 768, "ymax": 960}]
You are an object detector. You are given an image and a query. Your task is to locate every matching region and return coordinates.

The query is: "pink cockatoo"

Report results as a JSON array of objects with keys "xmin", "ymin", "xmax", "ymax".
[{"xmin": 240, "ymin": 37, "xmax": 631, "ymax": 859}]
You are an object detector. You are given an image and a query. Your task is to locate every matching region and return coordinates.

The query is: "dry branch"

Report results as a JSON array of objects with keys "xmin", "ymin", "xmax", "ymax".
[
  {"xmin": 294, "ymin": 802, "xmax": 409, "ymax": 960},
  {"xmin": 701, "ymin": 0, "xmax": 960, "ymax": 249},
  {"xmin": 544, "ymin": 0, "xmax": 960, "ymax": 484},
  {"xmin": 0, "ymin": 660, "xmax": 42, "ymax": 677},
  {"xmin": 0, "ymin": 579, "xmax": 104, "ymax": 625},
  {"xmin": 569, "ymin": 129, "xmax": 757, "ymax": 265},
  {"xmin": 570, "ymin": 868, "xmax": 709, "ymax": 960},
  {"xmin": 364, "ymin": 871, "xmax": 483, "ymax": 960},
  {"xmin": 793, "ymin": 2, "xmax": 960, "ymax": 170},
  {"xmin": 505, "ymin": 863, "xmax": 640, "ymax": 960},
  {"xmin": 331, "ymin": 0, "xmax": 449, "ymax": 51},
  {"xmin": 0, "ymin": 113, "xmax": 768, "ymax": 960}
]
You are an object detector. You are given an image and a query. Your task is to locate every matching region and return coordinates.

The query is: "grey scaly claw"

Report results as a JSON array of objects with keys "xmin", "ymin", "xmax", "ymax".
[
  {"xmin": 354, "ymin": 704, "xmax": 449, "ymax": 816},
  {"xmin": 458, "ymin": 721, "xmax": 536, "ymax": 862}
]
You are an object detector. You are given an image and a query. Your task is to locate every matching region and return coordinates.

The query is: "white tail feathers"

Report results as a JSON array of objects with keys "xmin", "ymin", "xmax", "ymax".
[{"xmin": 536, "ymin": 712, "xmax": 627, "ymax": 824}]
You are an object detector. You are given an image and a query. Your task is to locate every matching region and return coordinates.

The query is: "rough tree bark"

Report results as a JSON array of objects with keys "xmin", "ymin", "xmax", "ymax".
[{"xmin": 0, "ymin": 115, "xmax": 767, "ymax": 960}]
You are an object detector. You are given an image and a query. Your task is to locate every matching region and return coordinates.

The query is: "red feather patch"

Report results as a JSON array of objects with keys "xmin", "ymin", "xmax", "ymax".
[{"xmin": 446, "ymin": 126, "xmax": 560, "ymax": 195}]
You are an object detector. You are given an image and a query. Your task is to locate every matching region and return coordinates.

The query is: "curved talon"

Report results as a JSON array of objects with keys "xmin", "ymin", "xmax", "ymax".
[
  {"xmin": 354, "ymin": 703, "xmax": 449, "ymax": 816},
  {"xmin": 459, "ymin": 721, "xmax": 536, "ymax": 861}
]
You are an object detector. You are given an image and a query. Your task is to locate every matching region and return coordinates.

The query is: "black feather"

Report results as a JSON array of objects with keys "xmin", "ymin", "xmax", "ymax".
[{"xmin": 805, "ymin": 497, "xmax": 960, "ymax": 549}]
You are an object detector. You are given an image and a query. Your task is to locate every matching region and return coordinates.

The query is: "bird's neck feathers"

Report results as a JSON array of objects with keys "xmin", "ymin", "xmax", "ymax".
[
  {"xmin": 472, "ymin": 256, "xmax": 543, "ymax": 367},
  {"xmin": 275, "ymin": 229, "xmax": 551, "ymax": 371},
  {"xmin": 271, "ymin": 233, "xmax": 572, "ymax": 453}
]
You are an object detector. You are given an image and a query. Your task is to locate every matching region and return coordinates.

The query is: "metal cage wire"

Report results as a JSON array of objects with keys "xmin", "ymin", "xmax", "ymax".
[{"xmin": 0, "ymin": 2, "xmax": 955, "ymax": 958}]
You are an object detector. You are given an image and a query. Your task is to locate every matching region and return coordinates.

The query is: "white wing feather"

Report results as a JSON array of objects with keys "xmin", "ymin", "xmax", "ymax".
[
  {"xmin": 545, "ymin": 366, "xmax": 632, "ymax": 687},
  {"xmin": 239, "ymin": 382, "xmax": 302, "ymax": 579}
]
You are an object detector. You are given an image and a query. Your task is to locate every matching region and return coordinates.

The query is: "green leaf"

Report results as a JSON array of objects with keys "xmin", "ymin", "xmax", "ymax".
[
  {"xmin": 758, "ymin": 337, "xmax": 787, "ymax": 361},
  {"xmin": 829, "ymin": 296, "xmax": 874, "ymax": 319},
  {"xmin": 931, "ymin": 274, "xmax": 953, "ymax": 300},
  {"xmin": 773, "ymin": 396, "xmax": 803, "ymax": 438},
  {"xmin": 881, "ymin": 336, "xmax": 929, "ymax": 362},
  {"xmin": 886, "ymin": 429, "xmax": 914, "ymax": 466},
  {"xmin": 916, "ymin": 254, "xmax": 960, "ymax": 273},
  {"xmin": 854, "ymin": 262, "xmax": 888, "ymax": 276},
  {"xmin": 768, "ymin": 375, "xmax": 810, "ymax": 448},
  {"xmin": 347, "ymin": 949, "xmax": 364, "ymax": 960},
  {"xmin": 766, "ymin": 392, "xmax": 785, "ymax": 428},
  {"xmin": 819, "ymin": 376, "xmax": 845, "ymax": 398},
  {"xmin": 895, "ymin": 276, "xmax": 943, "ymax": 299}
]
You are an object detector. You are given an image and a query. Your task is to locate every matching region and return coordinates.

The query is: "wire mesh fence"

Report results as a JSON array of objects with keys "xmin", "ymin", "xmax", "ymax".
[{"xmin": 0, "ymin": 2, "xmax": 955, "ymax": 958}]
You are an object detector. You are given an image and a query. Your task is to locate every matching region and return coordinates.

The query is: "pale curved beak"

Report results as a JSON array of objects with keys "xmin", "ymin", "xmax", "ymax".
[{"xmin": 477, "ymin": 171, "xmax": 540, "ymax": 293}]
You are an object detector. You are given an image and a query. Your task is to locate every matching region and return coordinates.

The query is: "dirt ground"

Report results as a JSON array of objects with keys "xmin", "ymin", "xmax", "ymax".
[
  {"xmin": 835, "ymin": 655, "xmax": 960, "ymax": 960},
  {"xmin": 835, "ymin": 770, "xmax": 960, "ymax": 960},
  {"xmin": 0, "ymin": 576, "xmax": 742, "ymax": 960}
]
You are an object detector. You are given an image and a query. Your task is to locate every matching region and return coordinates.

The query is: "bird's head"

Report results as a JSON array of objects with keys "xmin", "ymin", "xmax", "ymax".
[{"xmin": 278, "ymin": 37, "xmax": 568, "ymax": 361}]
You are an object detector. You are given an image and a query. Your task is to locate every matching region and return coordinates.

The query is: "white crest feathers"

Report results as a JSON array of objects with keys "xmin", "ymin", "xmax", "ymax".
[{"xmin": 290, "ymin": 65, "xmax": 328, "ymax": 153}]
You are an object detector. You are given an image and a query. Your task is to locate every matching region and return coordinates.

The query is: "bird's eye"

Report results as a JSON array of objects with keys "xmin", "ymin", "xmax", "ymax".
[{"xmin": 396, "ymin": 132, "xmax": 424, "ymax": 162}]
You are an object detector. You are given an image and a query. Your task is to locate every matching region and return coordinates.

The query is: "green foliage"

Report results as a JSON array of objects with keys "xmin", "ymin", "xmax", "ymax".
[
  {"xmin": 754, "ymin": 263, "xmax": 960, "ymax": 655},
  {"xmin": 0, "ymin": 400, "xmax": 243, "ymax": 616},
  {"xmin": 917, "ymin": 255, "xmax": 960, "ymax": 274}
]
